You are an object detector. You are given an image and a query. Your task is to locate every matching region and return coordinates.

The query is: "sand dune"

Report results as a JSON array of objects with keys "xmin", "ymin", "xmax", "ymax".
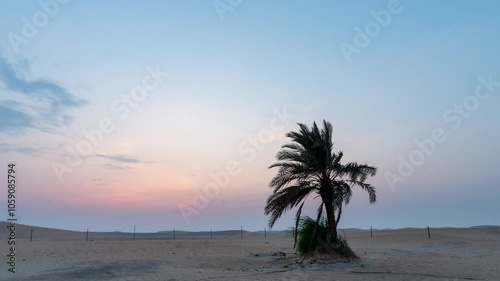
[{"xmin": 1, "ymin": 223, "xmax": 498, "ymax": 280}]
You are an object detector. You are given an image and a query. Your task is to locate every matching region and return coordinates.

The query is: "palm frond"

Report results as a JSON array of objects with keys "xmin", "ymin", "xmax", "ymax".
[{"xmin": 264, "ymin": 184, "xmax": 315, "ymax": 228}]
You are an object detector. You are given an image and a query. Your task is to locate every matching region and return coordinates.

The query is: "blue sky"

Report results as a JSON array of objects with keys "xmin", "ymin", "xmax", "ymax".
[{"xmin": 0, "ymin": 0, "xmax": 499, "ymax": 232}]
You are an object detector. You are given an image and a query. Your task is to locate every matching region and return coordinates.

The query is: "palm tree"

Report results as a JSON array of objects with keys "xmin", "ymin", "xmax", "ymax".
[{"xmin": 264, "ymin": 120, "xmax": 377, "ymax": 251}]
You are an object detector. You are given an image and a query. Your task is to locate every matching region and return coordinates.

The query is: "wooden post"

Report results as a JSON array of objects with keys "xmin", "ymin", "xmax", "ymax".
[
  {"xmin": 371, "ymin": 226, "xmax": 373, "ymax": 238},
  {"xmin": 427, "ymin": 226, "xmax": 431, "ymax": 239},
  {"xmin": 173, "ymin": 228, "xmax": 176, "ymax": 240},
  {"xmin": 265, "ymin": 228, "xmax": 267, "ymax": 239},
  {"xmin": 30, "ymin": 229, "xmax": 33, "ymax": 242},
  {"xmin": 86, "ymin": 228, "xmax": 89, "ymax": 241},
  {"xmin": 133, "ymin": 225, "xmax": 136, "ymax": 240},
  {"xmin": 241, "ymin": 225, "xmax": 243, "ymax": 239},
  {"xmin": 210, "ymin": 228, "xmax": 213, "ymax": 240}
]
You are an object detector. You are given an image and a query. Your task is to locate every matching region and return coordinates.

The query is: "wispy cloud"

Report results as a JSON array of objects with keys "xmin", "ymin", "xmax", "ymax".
[
  {"xmin": 95, "ymin": 154, "xmax": 143, "ymax": 164},
  {"xmin": 103, "ymin": 164, "xmax": 129, "ymax": 170},
  {"xmin": 0, "ymin": 106, "xmax": 32, "ymax": 131},
  {"xmin": 0, "ymin": 56, "xmax": 86, "ymax": 133},
  {"xmin": 89, "ymin": 178, "xmax": 109, "ymax": 186},
  {"xmin": 0, "ymin": 143, "xmax": 42, "ymax": 154}
]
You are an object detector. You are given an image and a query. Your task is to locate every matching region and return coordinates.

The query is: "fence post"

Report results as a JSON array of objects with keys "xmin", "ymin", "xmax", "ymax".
[
  {"xmin": 427, "ymin": 226, "xmax": 431, "ymax": 239},
  {"xmin": 86, "ymin": 228, "xmax": 89, "ymax": 241},
  {"xmin": 371, "ymin": 226, "xmax": 373, "ymax": 238},
  {"xmin": 133, "ymin": 225, "xmax": 136, "ymax": 240},
  {"xmin": 30, "ymin": 229, "xmax": 33, "ymax": 242}
]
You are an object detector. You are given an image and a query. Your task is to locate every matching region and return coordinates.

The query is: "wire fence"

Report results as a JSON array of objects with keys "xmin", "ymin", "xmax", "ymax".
[{"xmin": 2, "ymin": 222, "xmax": 439, "ymax": 243}]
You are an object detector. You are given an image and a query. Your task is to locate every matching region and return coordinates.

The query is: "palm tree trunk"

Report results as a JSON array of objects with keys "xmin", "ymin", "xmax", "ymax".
[{"xmin": 324, "ymin": 203, "xmax": 338, "ymax": 245}]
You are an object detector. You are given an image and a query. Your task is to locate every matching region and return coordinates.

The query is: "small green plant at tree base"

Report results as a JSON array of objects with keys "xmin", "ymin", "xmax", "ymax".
[{"xmin": 292, "ymin": 216, "xmax": 357, "ymax": 258}]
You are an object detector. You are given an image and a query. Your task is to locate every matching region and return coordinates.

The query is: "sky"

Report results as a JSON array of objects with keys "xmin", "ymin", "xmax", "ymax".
[{"xmin": 0, "ymin": 0, "xmax": 499, "ymax": 232}]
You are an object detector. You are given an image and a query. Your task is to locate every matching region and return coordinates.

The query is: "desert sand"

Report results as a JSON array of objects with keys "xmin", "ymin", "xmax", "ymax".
[{"xmin": 1, "ymin": 223, "xmax": 498, "ymax": 280}]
